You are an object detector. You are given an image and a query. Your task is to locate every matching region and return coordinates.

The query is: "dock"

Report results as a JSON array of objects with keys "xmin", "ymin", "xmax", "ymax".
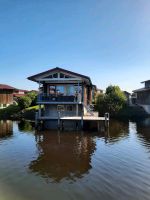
[{"xmin": 36, "ymin": 113, "xmax": 109, "ymax": 131}]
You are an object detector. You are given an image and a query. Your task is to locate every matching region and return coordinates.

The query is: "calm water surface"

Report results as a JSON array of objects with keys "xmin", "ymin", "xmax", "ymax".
[{"xmin": 0, "ymin": 119, "xmax": 150, "ymax": 200}]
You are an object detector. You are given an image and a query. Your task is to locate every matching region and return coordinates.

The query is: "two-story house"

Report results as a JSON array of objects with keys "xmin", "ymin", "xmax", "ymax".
[
  {"xmin": 133, "ymin": 80, "xmax": 150, "ymax": 114},
  {"xmin": 28, "ymin": 67, "xmax": 103, "ymax": 130}
]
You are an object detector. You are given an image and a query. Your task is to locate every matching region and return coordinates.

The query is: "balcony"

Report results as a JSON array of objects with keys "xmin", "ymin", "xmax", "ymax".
[{"xmin": 37, "ymin": 94, "xmax": 81, "ymax": 104}]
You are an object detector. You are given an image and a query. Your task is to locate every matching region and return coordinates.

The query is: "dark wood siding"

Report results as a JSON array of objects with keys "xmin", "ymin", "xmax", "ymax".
[
  {"xmin": 137, "ymin": 91, "xmax": 150, "ymax": 105},
  {"xmin": 0, "ymin": 89, "xmax": 14, "ymax": 104}
]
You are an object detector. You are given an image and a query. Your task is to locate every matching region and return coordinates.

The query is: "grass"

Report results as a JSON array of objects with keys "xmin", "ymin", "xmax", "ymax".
[
  {"xmin": 25, "ymin": 105, "xmax": 40, "ymax": 111},
  {"xmin": 0, "ymin": 105, "xmax": 43, "ymax": 120}
]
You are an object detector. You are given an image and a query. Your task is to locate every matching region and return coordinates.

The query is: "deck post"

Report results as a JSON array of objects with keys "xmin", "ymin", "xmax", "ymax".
[
  {"xmin": 97, "ymin": 121, "xmax": 100, "ymax": 132},
  {"xmin": 104, "ymin": 113, "xmax": 110, "ymax": 128},
  {"xmin": 39, "ymin": 104, "xmax": 41, "ymax": 118},
  {"xmin": 76, "ymin": 104, "xmax": 79, "ymax": 116},
  {"xmin": 81, "ymin": 104, "xmax": 84, "ymax": 129},
  {"xmin": 35, "ymin": 111, "xmax": 38, "ymax": 127},
  {"xmin": 58, "ymin": 111, "xmax": 61, "ymax": 129}
]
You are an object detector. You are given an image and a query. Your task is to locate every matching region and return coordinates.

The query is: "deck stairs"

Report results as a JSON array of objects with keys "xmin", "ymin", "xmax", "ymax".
[{"xmin": 84, "ymin": 103, "xmax": 98, "ymax": 117}]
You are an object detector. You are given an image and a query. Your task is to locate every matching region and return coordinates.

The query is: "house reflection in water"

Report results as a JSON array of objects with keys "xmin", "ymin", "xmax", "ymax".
[
  {"xmin": 107, "ymin": 120, "xmax": 129, "ymax": 143},
  {"xmin": 29, "ymin": 131, "xmax": 96, "ymax": 183},
  {"xmin": 0, "ymin": 120, "xmax": 13, "ymax": 138},
  {"xmin": 136, "ymin": 118, "xmax": 150, "ymax": 145}
]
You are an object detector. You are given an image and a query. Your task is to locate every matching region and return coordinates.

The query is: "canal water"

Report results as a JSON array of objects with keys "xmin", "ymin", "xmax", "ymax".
[{"xmin": 0, "ymin": 119, "xmax": 150, "ymax": 200}]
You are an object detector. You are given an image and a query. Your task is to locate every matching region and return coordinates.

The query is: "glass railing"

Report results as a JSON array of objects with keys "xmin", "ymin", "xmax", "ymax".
[{"xmin": 37, "ymin": 94, "xmax": 77, "ymax": 102}]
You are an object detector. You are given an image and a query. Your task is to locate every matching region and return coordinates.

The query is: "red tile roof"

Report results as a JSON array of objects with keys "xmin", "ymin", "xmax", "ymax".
[{"xmin": 0, "ymin": 84, "xmax": 16, "ymax": 90}]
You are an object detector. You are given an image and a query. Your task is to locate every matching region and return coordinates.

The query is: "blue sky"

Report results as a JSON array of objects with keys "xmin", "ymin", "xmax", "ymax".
[{"xmin": 0, "ymin": 0, "xmax": 150, "ymax": 92}]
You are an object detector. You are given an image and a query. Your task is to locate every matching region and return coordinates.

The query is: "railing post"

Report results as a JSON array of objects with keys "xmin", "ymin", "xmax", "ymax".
[
  {"xmin": 104, "ymin": 113, "xmax": 109, "ymax": 128},
  {"xmin": 35, "ymin": 111, "xmax": 39, "ymax": 128},
  {"xmin": 58, "ymin": 113, "xmax": 60, "ymax": 129}
]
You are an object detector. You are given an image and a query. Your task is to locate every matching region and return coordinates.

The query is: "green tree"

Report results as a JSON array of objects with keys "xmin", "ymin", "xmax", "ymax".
[
  {"xmin": 27, "ymin": 91, "xmax": 37, "ymax": 106},
  {"xmin": 95, "ymin": 85, "xmax": 127, "ymax": 116},
  {"xmin": 18, "ymin": 96, "xmax": 32, "ymax": 110}
]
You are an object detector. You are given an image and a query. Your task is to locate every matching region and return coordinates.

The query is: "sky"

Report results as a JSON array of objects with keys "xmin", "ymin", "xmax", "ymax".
[{"xmin": 0, "ymin": 0, "xmax": 150, "ymax": 92}]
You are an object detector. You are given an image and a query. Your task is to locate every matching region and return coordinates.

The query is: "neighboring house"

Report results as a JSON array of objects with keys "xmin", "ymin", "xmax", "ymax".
[
  {"xmin": 92, "ymin": 85, "xmax": 103, "ymax": 102},
  {"xmin": 28, "ymin": 67, "xmax": 99, "ymax": 129},
  {"xmin": 123, "ymin": 91, "xmax": 131, "ymax": 105},
  {"xmin": 0, "ymin": 84, "xmax": 15, "ymax": 109},
  {"xmin": 13, "ymin": 89, "xmax": 28, "ymax": 98},
  {"xmin": 133, "ymin": 80, "xmax": 150, "ymax": 114},
  {"xmin": 96, "ymin": 88, "xmax": 103, "ymax": 95}
]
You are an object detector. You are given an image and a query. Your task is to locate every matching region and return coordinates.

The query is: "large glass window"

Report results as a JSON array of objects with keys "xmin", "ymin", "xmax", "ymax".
[
  {"xmin": 56, "ymin": 86, "xmax": 65, "ymax": 95},
  {"xmin": 48, "ymin": 85, "xmax": 81, "ymax": 96},
  {"xmin": 49, "ymin": 86, "xmax": 56, "ymax": 95},
  {"xmin": 66, "ymin": 85, "xmax": 75, "ymax": 96}
]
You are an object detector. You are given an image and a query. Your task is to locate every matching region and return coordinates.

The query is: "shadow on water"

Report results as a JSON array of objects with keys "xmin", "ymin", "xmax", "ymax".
[
  {"xmin": 134, "ymin": 118, "xmax": 150, "ymax": 147},
  {"xmin": 0, "ymin": 120, "xmax": 13, "ymax": 139},
  {"xmin": 29, "ymin": 130, "xmax": 96, "ymax": 183},
  {"xmin": 18, "ymin": 120, "xmax": 35, "ymax": 133}
]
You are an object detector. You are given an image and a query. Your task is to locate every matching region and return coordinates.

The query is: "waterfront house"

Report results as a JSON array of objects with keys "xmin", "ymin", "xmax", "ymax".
[
  {"xmin": 13, "ymin": 89, "xmax": 28, "ymax": 98},
  {"xmin": 123, "ymin": 91, "xmax": 132, "ymax": 105},
  {"xmin": 28, "ymin": 67, "xmax": 106, "ymax": 130},
  {"xmin": 0, "ymin": 84, "xmax": 15, "ymax": 109},
  {"xmin": 133, "ymin": 80, "xmax": 150, "ymax": 114}
]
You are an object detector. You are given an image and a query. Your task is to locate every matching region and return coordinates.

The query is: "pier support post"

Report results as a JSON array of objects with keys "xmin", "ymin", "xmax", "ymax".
[
  {"xmin": 35, "ymin": 111, "xmax": 38, "ymax": 128},
  {"xmin": 39, "ymin": 104, "xmax": 42, "ymax": 118},
  {"xmin": 97, "ymin": 121, "xmax": 100, "ymax": 132},
  {"xmin": 58, "ymin": 111, "xmax": 61, "ymax": 129},
  {"xmin": 81, "ymin": 104, "xmax": 84, "ymax": 130},
  {"xmin": 104, "ymin": 113, "xmax": 110, "ymax": 129},
  {"xmin": 76, "ymin": 104, "xmax": 79, "ymax": 116}
]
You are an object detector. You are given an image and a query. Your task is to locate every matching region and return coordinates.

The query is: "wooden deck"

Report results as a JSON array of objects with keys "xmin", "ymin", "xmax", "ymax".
[{"xmin": 39, "ymin": 116, "xmax": 109, "ymax": 121}]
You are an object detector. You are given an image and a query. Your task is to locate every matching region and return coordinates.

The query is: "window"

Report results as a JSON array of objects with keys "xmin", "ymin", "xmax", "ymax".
[
  {"xmin": 66, "ymin": 85, "xmax": 75, "ymax": 96},
  {"xmin": 3, "ymin": 104, "xmax": 7, "ymax": 108},
  {"xmin": 66, "ymin": 105, "xmax": 73, "ymax": 111},
  {"xmin": 56, "ymin": 86, "xmax": 65, "ymax": 95},
  {"xmin": 60, "ymin": 73, "xmax": 65, "ymax": 78},
  {"xmin": 57, "ymin": 105, "xmax": 65, "ymax": 111},
  {"xmin": 53, "ymin": 73, "xmax": 58, "ymax": 78},
  {"xmin": 49, "ymin": 86, "xmax": 56, "ymax": 94}
]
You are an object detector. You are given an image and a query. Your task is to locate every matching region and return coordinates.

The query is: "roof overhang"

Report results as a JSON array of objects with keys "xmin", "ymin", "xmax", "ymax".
[
  {"xmin": 133, "ymin": 87, "xmax": 150, "ymax": 93},
  {"xmin": 27, "ymin": 67, "xmax": 92, "ymax": 86},
  {"xmin": 141, "ymin": 80, "xmax": 150, "ymax": 83}
]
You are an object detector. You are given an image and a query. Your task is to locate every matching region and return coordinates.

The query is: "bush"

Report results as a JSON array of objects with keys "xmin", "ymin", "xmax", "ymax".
[
  {"xmin": 0, "ymin": 105, "xmax": 21, "ymax": 119},
  {"xmin": 95, "ymin": 85, "xmax": 127, "ymax": 116},
  {"xmin": 18, "ymin": 96, "xmax": 32, "ymax": 110},
  {"xmin": 26, "ymin": 91, "xmax": 37, "ymax": 106}
]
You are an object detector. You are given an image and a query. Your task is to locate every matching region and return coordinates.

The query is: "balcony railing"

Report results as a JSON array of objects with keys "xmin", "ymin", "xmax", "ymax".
[{"xmin": 37, "ymin": 94, "xmax": 78, "ymax": 103}]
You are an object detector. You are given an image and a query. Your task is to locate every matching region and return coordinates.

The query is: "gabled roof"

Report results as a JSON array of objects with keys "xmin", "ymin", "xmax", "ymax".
[
  {"xmin": 27, "ymin": 67, "xmax": 92, "ymax": 85},
  {"xmin": 141, "ymin": 80, "xmax": 150, "ymax": 83},
  {"xmin": 0, "ymin": 84, "xmax": 16, "ymax": 90},
  {"xmin": 133, "ymin": 87, "xmax": 150, "ymax": 93}
]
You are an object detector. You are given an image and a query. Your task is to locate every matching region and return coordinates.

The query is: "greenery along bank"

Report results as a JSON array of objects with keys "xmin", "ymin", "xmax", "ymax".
[
  {"xmin": 95, "ymin": 85, "xmax": 149, "ymax": 119},
  {"xmin": 0, "ymin": 91, "xmax": 38, "ymax": 120},
  {"xmin": 0, "ymin": 85, "xmax": 149, "ymax": 120}
]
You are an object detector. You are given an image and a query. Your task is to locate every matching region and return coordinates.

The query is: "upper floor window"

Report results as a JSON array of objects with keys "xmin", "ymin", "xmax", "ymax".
[{"xmin": 53, "ymin": 73, "xmax": 58, "ymax": 78}]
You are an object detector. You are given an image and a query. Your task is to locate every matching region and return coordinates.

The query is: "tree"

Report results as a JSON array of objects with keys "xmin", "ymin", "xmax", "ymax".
[
  {"xmin": 18, "ymin": 96, "xmax": 32, "ymax": 110},
  {"xmin": 95, "ymin": 85, "xmax": 127, "ymax": 116},
  {"xmin": 27, "ymin": 91, "xmax": 37, "ymax": 106}
]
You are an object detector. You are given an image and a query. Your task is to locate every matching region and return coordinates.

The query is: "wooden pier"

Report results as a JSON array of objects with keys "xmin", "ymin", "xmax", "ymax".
[{"xmin": 36, "ymin": 113, "xmax": 110, "ymax": 131}]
